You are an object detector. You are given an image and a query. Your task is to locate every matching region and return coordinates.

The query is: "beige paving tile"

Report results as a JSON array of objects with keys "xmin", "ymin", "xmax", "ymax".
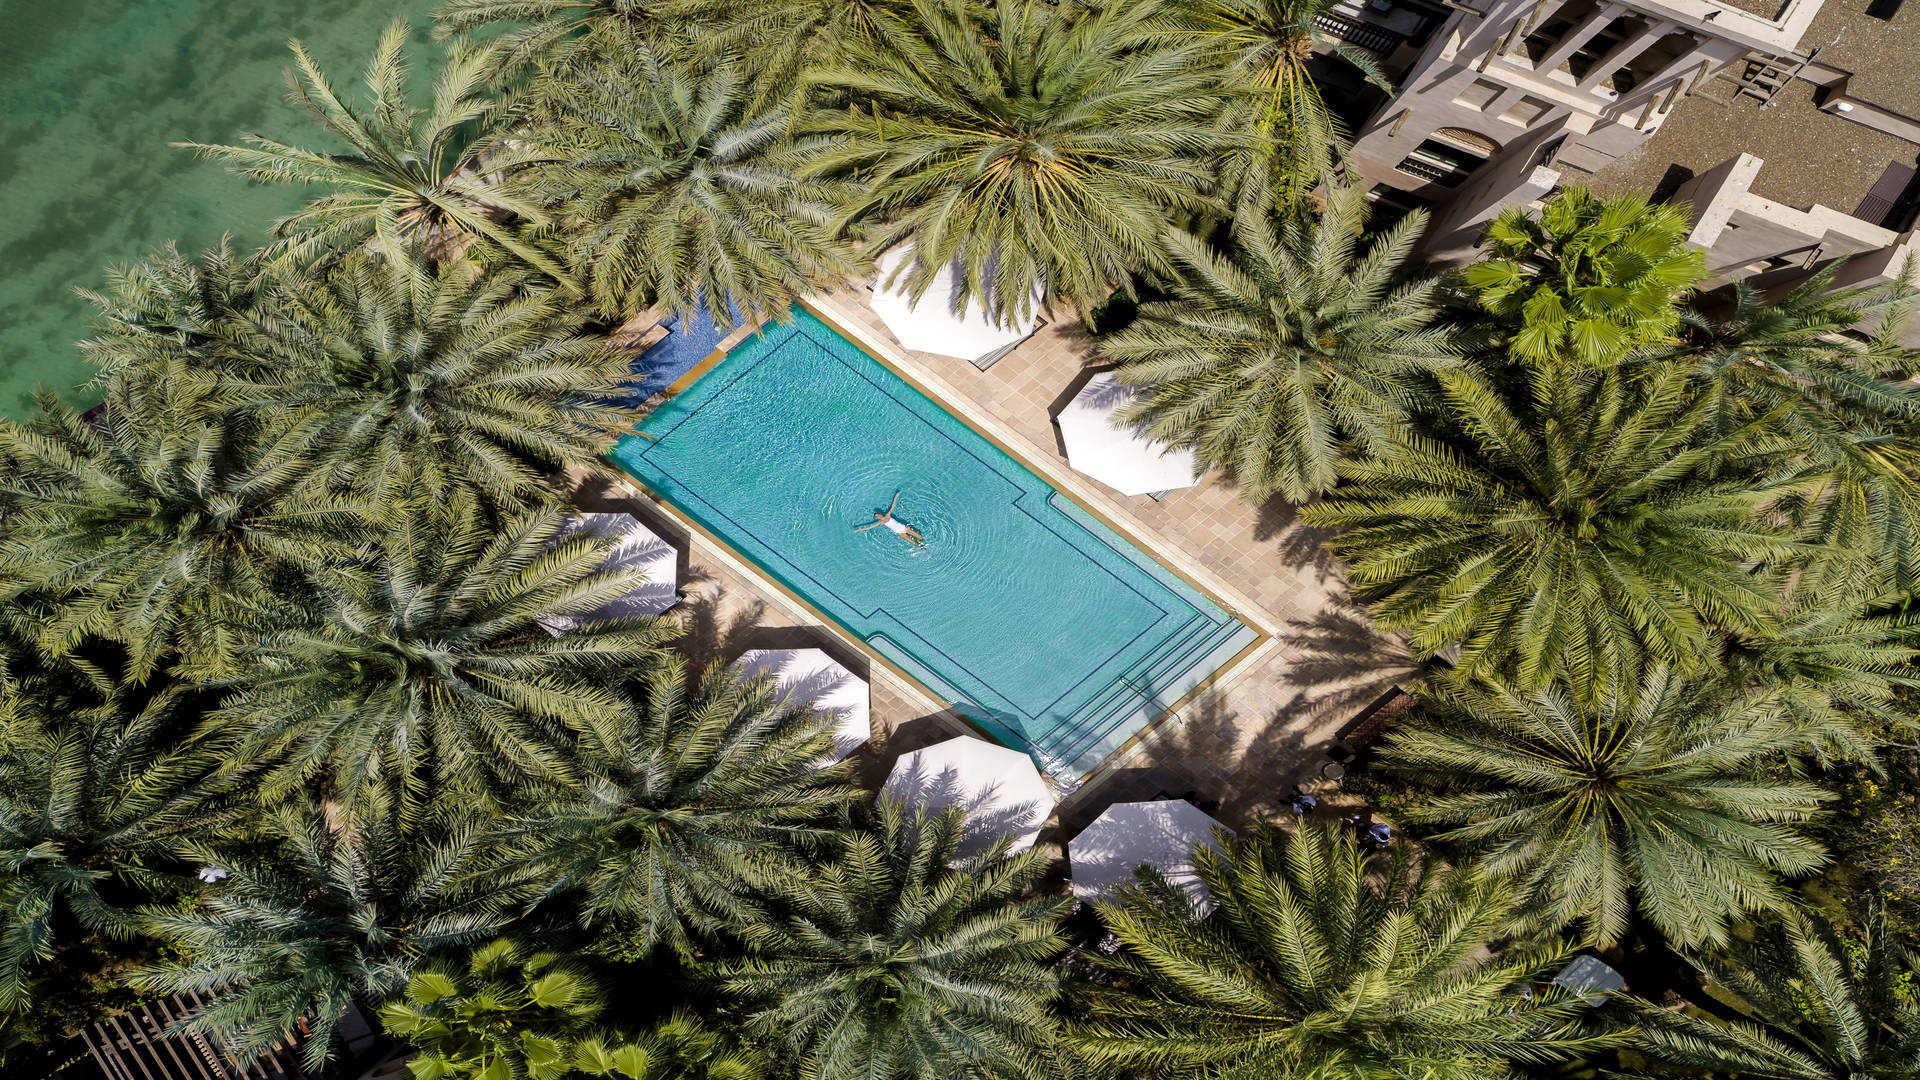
[{"xmin": 574, "ymin": 293, "xmax": 1426, "ymax": 831}]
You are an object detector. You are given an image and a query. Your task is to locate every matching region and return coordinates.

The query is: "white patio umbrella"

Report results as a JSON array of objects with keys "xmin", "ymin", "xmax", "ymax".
[
  {"xmin": 735, "ymin": 647, "xmax": 871, "ymax": 762},
  {"xmin": 537, "ymin": 512, "xmax": 679, "ymax": 635},
  {"xmin": 1069, "ymin": 799, "xmax": 1230, "ymax": 911},
  {"xmin": 881, "ymin": 735, "xmax": 1055, "ymax": 857},
  {"xmin": 1055, "ymin": 373, "xmax": 1200, "ymax": 497},
  {"xmin": 869, "ymin": 246, "xmax": 1041, "ymax": 364}
]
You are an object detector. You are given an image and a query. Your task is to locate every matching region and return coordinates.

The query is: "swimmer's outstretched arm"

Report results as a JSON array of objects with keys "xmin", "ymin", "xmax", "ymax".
[
  {"xmin": 888, "ymin": 492, "xmax": 900, "ymax": 515},
  {"xmin": 852, "ymin": 521, "xmax": 881, "ymax": 532}
]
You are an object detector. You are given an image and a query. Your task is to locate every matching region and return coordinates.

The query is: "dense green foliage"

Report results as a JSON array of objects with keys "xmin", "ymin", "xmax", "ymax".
[
  {"xmin": 1105, "ymin": 185, "xmax": 1451, "ymax": 502},
  {"xmin": 5, "ymin": 0, "xmax": 1920, "ymax": 1077},
  {"xmin": 1383, "ymin": 667, "xmax": 1863, "ymax": 948},
  {"xmin": 1623, "ymin": 908, "xmax": 1920, "ymax": 1079},
  {"xmin": 722, "ymin": 803, "xmax": 1068, "ymax": 1080},
  {"xmin": 1069, "ymin": 822, "xmax": 1607, "ymax": 1080}
]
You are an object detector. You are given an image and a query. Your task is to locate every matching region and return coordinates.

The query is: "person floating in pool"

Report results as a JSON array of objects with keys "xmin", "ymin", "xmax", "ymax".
[{"xmin": 853, "ymin": 492, "xmax": 925, "ymax": 548}]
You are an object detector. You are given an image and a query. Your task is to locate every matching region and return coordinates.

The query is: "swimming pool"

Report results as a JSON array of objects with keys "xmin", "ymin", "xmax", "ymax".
[{"xmin": 610, "ymin": 306, "xmax": 1256, "ymax": 776}]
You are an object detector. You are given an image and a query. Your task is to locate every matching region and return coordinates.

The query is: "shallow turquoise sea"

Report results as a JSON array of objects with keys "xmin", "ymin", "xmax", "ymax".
[{"xmin": 0, "ymin": 0, "xmax": 442, "ymax": 417}]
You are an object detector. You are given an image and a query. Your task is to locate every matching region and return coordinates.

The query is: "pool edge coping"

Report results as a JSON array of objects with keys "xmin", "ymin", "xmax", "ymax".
[{"xmin": 605, "ymin": 295, "xmax": 1279, "ymax": 790}]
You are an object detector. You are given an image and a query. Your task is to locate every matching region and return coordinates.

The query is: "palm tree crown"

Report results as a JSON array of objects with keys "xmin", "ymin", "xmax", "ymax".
[
  {"xmin": 74, "ymin": 240, "xmax": 264, "ymax": 381},
  {"xmin": 1625, "ymin": 907, "xmax": 1920, "ymax": 1079},
  {"xmin": 432, "ymin": 0, "xmax": 665, "ymax": 82},
  {"xmin": 1171, "ymin": 0, "xmax": 1392, "ymax": 201},
  {"xmin": 1461, "ymin": 188, "xmax": 1705, "ymax": 367},
  {"xmin": 516, "ymin": 34, "xmax": 861, "ymax": 324},
  {"xmin": 1069, "ymin": 821, "xmax": 1604, "ymax": 1080},
  {"xmin": 210, "ymin": 496, "xmax": 677, "ymax": 810},
  {"xmin": 804, "ymin": 0, "xmax": 1241, "ymax": 319},
  {"xmin": 1105, "ymin": 184, "xmax": 1452, "ymax": 503},
  {"xmin": 500, "ymin": 659, "xmax": 862, "ymax": 955},
  {"xmin": 229, "ymin": 246, "xmax": 632, "ymax": 509},
  {"xmin": 0, "ymin": 685, "xmax": 242, "ymax": 1013},
  {"xmin": 1381, "ymin": 667, "xmax": 1863, "ymax": 948},
  {"xmin": 1304, "ymin": 369, "xmax": 1814, "ymax": 692},
  {"xmin": 377, "ymin": 937, "xmax": 606, "ymax": 1080},
  {"xmin": 178, "ymin": 21, "xmax": 565, "ymax": 276},
  {"xmin": 723, "ymin": 802, "xmax": 1070, "ymax": 1080},
  {"xmin": 0, "ymin": 368, "xmax": 353, "ymax": 679},
  {"xmin": 670, "ymin": 0, "xmax": 917, "ymax": 107},
  {"xmin": 136, "ymin": 797, "xmax": 514, "ymax": 1070}
]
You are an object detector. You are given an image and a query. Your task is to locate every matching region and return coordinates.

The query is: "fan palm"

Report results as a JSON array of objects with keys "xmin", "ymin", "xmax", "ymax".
[
  {"xmin": 575, "ymin": 1013, "xmax": 763, "ymax": 1080},
  {"xmin": 1069, "ymin": 821, "xmax": 1606, "ymax": 1080},
  {"xmin": 229, "ymin": 246, "xmax": 632, "ymax": 510},
  {"xmin": 722, "ymin": 802, "xmax": 1070, "ymax": 1080},
  {"xmin": 1104, "ymin": 183, "xmax": 1452, "ymax": 503},
  {"xmin": 0, "ymin": 368, "xmax": 356, "ymax": 680},
  {"xmin": 669, "ymin": 0, "xmax": 916, "ymax": 107},
  {"xmin": 177, "ymin": 21, "xmax": 566, "ymax": 278},
  {"xmin": 1622, "ymin": 906, "xmax": 1920, "ymax": 1079},
  {"xmin": 515, "ymin": 34, "xmax": 862, "ymax": 324},
  {"xmin": 1381, "ymin": 666, "xmax": 1863, "ymax": 948},
  {"xmin": 500, "ymin": 659, "xmax": 861, "ymax": 956},
  {"xmin": 208, "ymin": 494, "xmax": 678, "ymax": 811},
  {"xmin": 0, "ymin": 683, "xmax": 244, "ymax": 1014},
  {"xmin": 1302, "ymin": 367, "xmax": 1815, "ymax": 693},
  {"xmin": 1460, "ymin": 188, "xmax": 1705, "ymax": 367},
  {"xmin": 135, "ymin": 796, "xmax": 515, "ymax": 1070},
  {"xmin": 378, "ymin": 937, "xmax": 606, "ymax": 1080},
  {"xmin": 804, "ymin": 0, "xmax": 1242, "ymax": 320}
]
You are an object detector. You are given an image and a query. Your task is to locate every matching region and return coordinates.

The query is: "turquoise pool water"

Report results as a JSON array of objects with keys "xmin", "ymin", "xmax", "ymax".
[{"xmin": 611, "ymin": 308, "xmax": 1255, "ymax": 776}]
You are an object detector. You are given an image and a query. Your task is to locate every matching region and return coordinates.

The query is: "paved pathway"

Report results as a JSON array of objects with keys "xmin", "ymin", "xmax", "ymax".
[{"xmin": 564, "ymin": 287, "xmax": 1421, "ymax": 850}]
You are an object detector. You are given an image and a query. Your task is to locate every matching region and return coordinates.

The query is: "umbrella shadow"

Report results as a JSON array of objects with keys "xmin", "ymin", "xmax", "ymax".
[{"xmin": 882, "ymin": 760, "xmax": 1051, "ymax": 859}]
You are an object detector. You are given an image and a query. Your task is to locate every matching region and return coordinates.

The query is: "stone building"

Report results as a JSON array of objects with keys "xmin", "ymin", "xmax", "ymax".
[{"xmin": 1323, "ymin": 0, "xmax": 1920, "ymax": 309}]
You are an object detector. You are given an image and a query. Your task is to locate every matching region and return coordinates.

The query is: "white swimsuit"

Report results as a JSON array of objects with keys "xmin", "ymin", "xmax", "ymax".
[{"xmin": 883, "ymin": 518, "xmax": 910, "ymax": 536}]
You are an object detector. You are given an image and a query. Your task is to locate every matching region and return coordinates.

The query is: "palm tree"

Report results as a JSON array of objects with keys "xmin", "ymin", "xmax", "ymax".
[
  {"xmin": 177, "ymin": 21, "xmax": 567, "ymax": 278},
  {"xmin": 1302, "ymin": 368, "xmax": 1814, "ymax": 693},
  {"xmin": 576, "ymin": 1013, "xmax": 763, "ymax": 1080},
  {"xmin": 722, "ymin": 802, "xmax": 1070, "ymax": 1080},
  {"xmin": 1784, "ymin": 425, "xmax": 1920, "ymax": 602},
  {"xmin": 1069, "ymin": 821, "xmax": 1604, "ymax": 1080},
  {"xmin": 378, "ymin": 938, "xmax": 606, "ymax": 1080},
  {"xmin": 1623, "ymin": 906, "xmax": 1920, "ymax": 1079},
  {"xmin": 669, "ymin": 0, "xmax": 916, "ymax": 107},
  {"xmin": 136, "ymin": 796, "xmax": 515, "ymax": 1070},
  {"xmin": 515, "ymin": 34, "xmax": 862, "ymax": 325},
  {"xmin": 0, "ymin": 368, "xmax": 358, "ymax": 680},
  {"xmin": 804, "ymin": 0, "xmax": 1243, "ymax": 321},
  {"xmin": 1380, "ymin": 666, "xmax": 1863, "ymax": 949},
  {"xmin": 499, "ymin": 659, "xmax": 861, "ymax": 957},
  {"xmin": 75, "ymin": 240, "xmax": 265, "ymax": 382},
  {"xmin": 1652, "ymin": 264, "xmax": 1920, "ymax": 440},
  {"xmin": 208, "ymin": 494, "xmax": 678, "ymax": 811},
  {"xmin": 229, "ymin": 246, "xmax": 632, "ymax": 510},
  {"xmin": 0, "ymin": 684, "xmax": 245, "ymax": 1013},
  {"xmin": 1460, "ymin": 188, "xmax": 1705, "ymax": 367},
  {"xmin": 432, "ymin": 1, "xmax": 666, "ymax": 82},
  {"xmin": 1723, "ymin": 582, "xmax": 1918, "ymax": 727},
  {"xmin": 1649, "ymin": 267, "xmax": 1920, "ymax": 599},
  {"xmin": 1170, "ymin": 0, "xmax": 1394, "ymax": 201},
  {"xmin": 1103, "ymin": 184, "xmax": 1453, "ymax": 503}
]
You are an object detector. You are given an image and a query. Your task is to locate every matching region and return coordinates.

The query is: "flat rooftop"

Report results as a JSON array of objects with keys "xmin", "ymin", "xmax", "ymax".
[
  {"xmin": 1802, "ymin": 0, "xmax": 1920, "ymax": 114},
  {"xmin": 1589, "ymin": 73, "xmax": 1918, "ymax": 214}
]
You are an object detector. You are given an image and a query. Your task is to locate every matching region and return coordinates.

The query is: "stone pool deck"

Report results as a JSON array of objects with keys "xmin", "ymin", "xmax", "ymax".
[{"xmin": 562, "ymin": 287, "xmax": 1421, "ymax": 845}]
